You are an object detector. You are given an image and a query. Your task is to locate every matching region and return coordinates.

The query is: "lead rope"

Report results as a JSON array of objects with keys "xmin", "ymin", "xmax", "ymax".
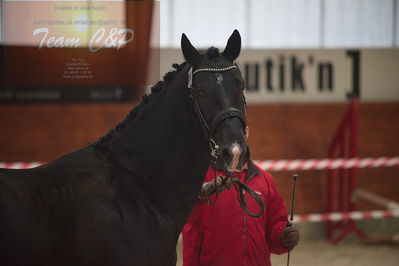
[
  {"xmin": 230, "ymin": 175, "xmax": 264, "ymax": 217},
  {"xmin": 204, "ymin": 138, "xmax": 264, "ymax": 217}
]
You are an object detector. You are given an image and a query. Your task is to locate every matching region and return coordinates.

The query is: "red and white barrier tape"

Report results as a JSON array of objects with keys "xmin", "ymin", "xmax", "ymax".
[
  {"xmin": 0, "ymin": 162, "xmax": 44, "ymax": 169},
  {"xmin": 294, "ymin": 209, "xmax": 399, "ymax": 223},
  {"xmin": 1, "ymin": 157, "xmax": 399, "ymax": 171},
  {"xmin": 255, "ymin": 157, "xmax": 399, "ymax": 171},
  {"xmin": 2, "ymin": 161, "xmax": 398, "ymax": 224}
]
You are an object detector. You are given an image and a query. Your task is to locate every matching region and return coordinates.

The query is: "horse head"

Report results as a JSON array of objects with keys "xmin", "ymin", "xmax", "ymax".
[{"xmin": 181, "ymin": 30, "xmax": 249, "ymax": 172}]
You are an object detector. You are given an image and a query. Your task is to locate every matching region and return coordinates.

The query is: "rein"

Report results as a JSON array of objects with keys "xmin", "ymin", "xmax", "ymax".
[
  {"xmin": 230, "ymin": 174, "xmax": 265, "ymax": 217},
  {"xmin": 188, "ymin": 64, "xmax": 264, "ymax": 217},
  {"xmin": 200, "ymin": 171, "xmax": 265, "ymax": 218}
]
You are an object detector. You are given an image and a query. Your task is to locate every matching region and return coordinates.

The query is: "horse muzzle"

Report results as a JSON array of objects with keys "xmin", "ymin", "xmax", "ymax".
[{"xmin": 220, "ymin": 142, "xmax": 249, "ymax": 172}]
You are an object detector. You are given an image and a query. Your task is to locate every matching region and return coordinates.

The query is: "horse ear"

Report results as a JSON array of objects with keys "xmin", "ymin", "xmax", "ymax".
[
  {"xmin": 181, "ymin": 33, "xmax": 202, "ymax": 66},
  {"xmin": 222, "ymin": 29, "xmax": 241, "ymax": 62}
]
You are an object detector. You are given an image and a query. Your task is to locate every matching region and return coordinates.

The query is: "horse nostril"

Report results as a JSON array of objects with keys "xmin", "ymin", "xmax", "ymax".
[{"xmin": 221, "ymin": 148, "xmax": 232, "ymax": 161}]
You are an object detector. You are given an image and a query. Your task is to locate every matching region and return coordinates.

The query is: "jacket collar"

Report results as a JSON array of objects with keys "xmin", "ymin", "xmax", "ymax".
[{"xmin": 244, "ymin": 160, "xmax": 260, "ymax": 183}]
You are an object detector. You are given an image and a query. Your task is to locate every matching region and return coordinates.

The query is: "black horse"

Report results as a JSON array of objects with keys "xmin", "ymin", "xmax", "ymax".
[{"xmin": 0, "ymin": 30, "xmax": 248, "ymax": 266}]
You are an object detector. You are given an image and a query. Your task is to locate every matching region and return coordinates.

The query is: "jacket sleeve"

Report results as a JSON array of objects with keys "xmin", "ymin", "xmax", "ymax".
[
  {"xmin": 264, "ymin": 171, "xmax": 290, "ymax": 255},
  {"xmin": 182, "ymin": 200, "xmax": 206, "ymax": 266}
]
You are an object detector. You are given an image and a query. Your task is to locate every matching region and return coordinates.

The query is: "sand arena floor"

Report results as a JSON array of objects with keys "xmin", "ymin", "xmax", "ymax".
[{"xmin": 176, "ymin": 238, "xmax": 399, "ymax": 266}]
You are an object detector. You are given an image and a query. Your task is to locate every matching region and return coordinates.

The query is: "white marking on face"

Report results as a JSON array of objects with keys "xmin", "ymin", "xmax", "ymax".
[
  {"xmin": 216, "ymin": 73, "xmax": 223, "ymax": 84},
  {"xmin": 228, "ymin": 142, "xmax": 241, "ymax": 172}
]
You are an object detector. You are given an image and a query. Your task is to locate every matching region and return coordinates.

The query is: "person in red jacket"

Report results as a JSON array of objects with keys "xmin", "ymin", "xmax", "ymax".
[{"xmin": 182, "ymin": 160, "xmax": 299, "ymax": 266}]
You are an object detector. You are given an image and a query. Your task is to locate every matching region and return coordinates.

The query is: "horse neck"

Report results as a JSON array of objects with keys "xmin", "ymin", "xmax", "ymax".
[{"xmin": 107, "ymin": 66, "xmax": 210, "ymax": 228}]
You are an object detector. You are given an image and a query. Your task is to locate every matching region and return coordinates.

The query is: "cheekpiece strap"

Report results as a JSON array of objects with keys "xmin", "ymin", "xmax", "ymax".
[{"xmin": 188, "ymin": 67, "xmax": 193, "ymax": 89}]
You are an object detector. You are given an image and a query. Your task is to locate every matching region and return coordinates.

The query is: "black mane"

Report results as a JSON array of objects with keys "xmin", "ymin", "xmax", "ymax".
[
  {"xmin": 95, "ymin": 62, "xmax": 187, "ymax": 144},
  {"xmin": 95, "ymin": 46, "xmax": 227, "ymax": 146}
]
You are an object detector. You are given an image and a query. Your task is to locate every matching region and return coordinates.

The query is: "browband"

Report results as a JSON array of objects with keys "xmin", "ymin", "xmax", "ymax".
[{"xmin": 188, "ymin": 64, "xmax": 239, "ymax": 89}]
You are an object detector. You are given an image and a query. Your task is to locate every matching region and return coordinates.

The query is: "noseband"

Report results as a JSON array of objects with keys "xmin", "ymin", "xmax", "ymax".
[{"xmin": 187, "ymin": 64, "xmax": 264, "ymax": 217}]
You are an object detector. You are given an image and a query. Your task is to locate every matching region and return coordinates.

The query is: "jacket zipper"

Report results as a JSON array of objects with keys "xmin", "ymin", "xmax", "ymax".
[
  {"xmin": 243, "ymin": 211, "xmax": 246, "ymax": 266},
  {"xmin": 243, "ymin": 162, "xmax": 258, "ymax": 266},
  {"xmin": 243, "ymin": 169, "xmax": 256, "ymax": 266}
]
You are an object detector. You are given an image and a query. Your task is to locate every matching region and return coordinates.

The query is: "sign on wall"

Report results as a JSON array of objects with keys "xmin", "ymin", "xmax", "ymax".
[
  {"xmin": 160, "ymin": 48, "xmax": 399, "ymax": 103},
  {"xmin": 0, "ymin": 0, "xmax": 159, "ymax": 102}
]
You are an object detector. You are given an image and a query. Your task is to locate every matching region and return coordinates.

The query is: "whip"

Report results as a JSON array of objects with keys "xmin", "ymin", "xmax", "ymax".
[{"xmin": 287, "ymin": 174, "xmax": 298, "ymax": 266}]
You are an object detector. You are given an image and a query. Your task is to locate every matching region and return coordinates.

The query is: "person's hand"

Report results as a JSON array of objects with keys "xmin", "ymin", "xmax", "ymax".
[
  {"xmin": 213, "ymin": 176, "xmax": 233, "ymax": 193},
  {"xmin": 199, "ymin": 176, "xmax": 233, "ymax": 201},
  {"xmin": 281, "ymin": 226, "xmax": 300, "ymax": 249}
]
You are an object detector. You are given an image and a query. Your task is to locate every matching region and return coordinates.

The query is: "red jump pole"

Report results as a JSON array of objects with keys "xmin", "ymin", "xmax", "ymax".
[{"xmin": 326, "ymin": 98, "xmax": 366, "ymax": 243}]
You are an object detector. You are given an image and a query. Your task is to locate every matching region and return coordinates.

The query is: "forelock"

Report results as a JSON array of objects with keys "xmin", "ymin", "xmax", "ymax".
[{"xmin": 205, "ymin": 47, "xmax": 221, "ymax": 59}]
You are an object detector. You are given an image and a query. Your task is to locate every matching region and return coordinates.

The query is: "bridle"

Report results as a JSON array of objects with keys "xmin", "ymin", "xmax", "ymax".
[
  {"xmin": 188, "ymin": 64, "xmax": 247, "ymax": 170},
  {"xmin": 187, "ymin": 64, "xmax": 247, "ymax": 149},
  {"xmin": 187, "ymin": 64, "xmax": 264, "ymax": 217}
]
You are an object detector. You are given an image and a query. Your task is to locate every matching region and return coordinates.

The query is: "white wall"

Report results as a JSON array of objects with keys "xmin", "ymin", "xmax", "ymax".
[
  {"xmin": 160, "ymin": 0, "xmax": 399, "ymax": 49},
  {"xmin": 249, "ymin": 0, "xmax": 321, "ymax": 48},
  {"xmin": 0, "ymin": 1, "xmax": 3, "ymax": 45},
  {"xmin": 396, "ymin": 0, "xmax": 399, "ymax": 46},
  {"xmin": 324, "ymin": 0, "xmax": 394, "ymax": 48},
  {"xmin": 1, "ymin": 0, "xmax": 397, "ymax": 48}
]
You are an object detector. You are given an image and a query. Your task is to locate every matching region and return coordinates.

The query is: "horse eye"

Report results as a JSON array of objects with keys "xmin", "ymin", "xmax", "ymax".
[{"xmin": 197, "ymin": 90, "xmax": 205, "ymax": 97}]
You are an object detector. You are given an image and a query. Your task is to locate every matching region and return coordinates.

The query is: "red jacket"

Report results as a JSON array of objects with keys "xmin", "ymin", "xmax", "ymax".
[{"xmin": 182, "ymin": 161, "xmax": 289, "ymax": 266}]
